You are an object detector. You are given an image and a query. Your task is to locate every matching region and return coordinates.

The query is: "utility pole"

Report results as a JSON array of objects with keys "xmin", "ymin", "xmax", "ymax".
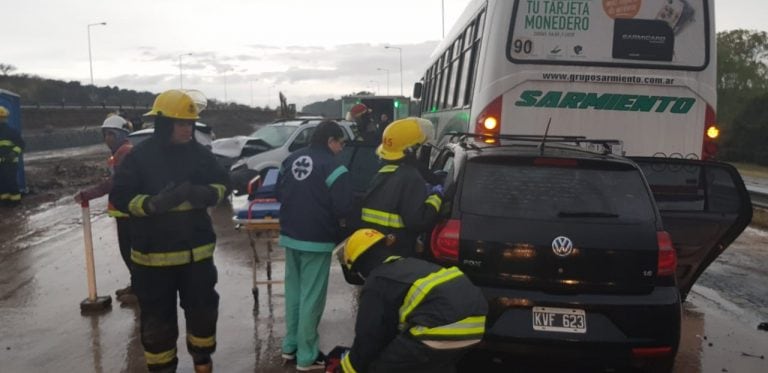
[
  {"xmin": 178, "ymin": 53, "xmax": 192, "ymax": 88},
  {"xmin": 384, "ymin": 46, "xmax": 403, "ymax": 96},
  {"xmin": 87, "ymin": 22, "xmax": 107, "ymax": 86}
]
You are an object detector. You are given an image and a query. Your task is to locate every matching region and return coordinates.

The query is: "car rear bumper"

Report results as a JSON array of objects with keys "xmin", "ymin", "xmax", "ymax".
[{"xmin": 479, "ymin": 285, "xmax": 681, "ymax": 359}]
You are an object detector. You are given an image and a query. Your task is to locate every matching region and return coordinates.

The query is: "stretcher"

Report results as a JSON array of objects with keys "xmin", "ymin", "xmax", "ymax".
[{"xmin": 232, "ymin": 170, "xmax": 282, "ymax": 304}]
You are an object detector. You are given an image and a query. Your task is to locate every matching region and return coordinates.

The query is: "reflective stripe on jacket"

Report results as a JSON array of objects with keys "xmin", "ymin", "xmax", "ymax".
[
  {"xmin": 0, "ymin": 123, "xmax": 24, "ymax": 164},
  {"xmin": 359, "ymin": 164, "xmax": 441, "ymax": 256},
  {"xmin": 344, "ymin": 257, "xmax": 487, "ymax": 372},
  {"xmin": 110, "ymin": 137, "xmax": 231, "ymax": 267}
]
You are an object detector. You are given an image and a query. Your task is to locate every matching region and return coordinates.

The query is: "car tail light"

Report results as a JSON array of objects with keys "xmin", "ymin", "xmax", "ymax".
[
  {"xmin": 431, "ymin": 219, "xmax": 461, "ymax": 264},
  {"xmin": 475, "ymin": 95, "xmax": 502, "ymax": 142},
  {"xmin": 631, "ymin": 346, "xmax": 673, "ymax": 358},
  {"xmin": 702, "ymin": 105, "xmax": 718, "ymax": 160},
  {"xmin": 657, "ymin": 231, "xmax": 677, "ymax": 277}
]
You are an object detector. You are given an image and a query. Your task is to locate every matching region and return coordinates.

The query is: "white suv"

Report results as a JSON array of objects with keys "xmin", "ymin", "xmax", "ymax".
[{"xmin": 224, "ymin": 119, "xmax": 356, "ymax": 194}]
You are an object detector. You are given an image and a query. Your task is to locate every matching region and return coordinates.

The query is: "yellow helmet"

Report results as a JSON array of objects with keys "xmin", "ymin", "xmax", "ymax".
[
  {"xmin": 0, "ymin": 106, "xmax": 9, "ymax": 120},
  {"xmin": 376, "ymin": 117, "xmax": 428, "ymax": 160},
  {"xmin": 144, "ymin": 89, "xmax": 204, "ymax": 120},
  {"xmin": 342, "ymin": 229, "xmax": 386, "ymax": 270}
]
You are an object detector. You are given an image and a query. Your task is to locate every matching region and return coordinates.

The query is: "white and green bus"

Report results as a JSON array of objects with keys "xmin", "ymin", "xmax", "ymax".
[{"xmin": 415, "ymin": 0, "xmax": 719, "ymax": 159}]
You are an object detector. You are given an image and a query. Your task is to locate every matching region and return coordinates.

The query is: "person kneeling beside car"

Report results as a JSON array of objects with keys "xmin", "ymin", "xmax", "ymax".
[{"xmin": 332, "ymin": 228, "xmax": 488, "ymax": 373}]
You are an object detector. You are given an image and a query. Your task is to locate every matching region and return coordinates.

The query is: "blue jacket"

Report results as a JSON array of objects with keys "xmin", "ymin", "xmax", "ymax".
[{"xmin": 277, "ymin": 144, "xmax": 353, "ymax": 252}]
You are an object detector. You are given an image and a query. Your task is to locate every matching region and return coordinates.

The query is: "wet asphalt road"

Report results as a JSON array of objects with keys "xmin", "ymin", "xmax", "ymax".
[{"xmin": 0, "ymin": 196, "xmax": 767, "ymax": 372}]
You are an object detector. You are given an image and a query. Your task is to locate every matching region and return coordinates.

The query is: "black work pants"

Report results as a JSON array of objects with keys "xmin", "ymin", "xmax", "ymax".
[
  {"xmin": 0, "ymin": 161, "xmax": 20, "ymax": 204},
  {"xmin": 369, "ymin": 334, "xmax": 467, "ymax": 373},
  {"xmin": 115, "ymin": 218, "xmax": 133, "ymax": 280},
  {"xmin": 133, "ymin": 259, "xmax": 219, "ymax": 372}
]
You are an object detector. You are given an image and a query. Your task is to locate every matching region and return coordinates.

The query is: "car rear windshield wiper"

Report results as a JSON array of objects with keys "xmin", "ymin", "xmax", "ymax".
[{"xmin": 557, "ymin": 211, "xmax": 619, "ymax": 218}]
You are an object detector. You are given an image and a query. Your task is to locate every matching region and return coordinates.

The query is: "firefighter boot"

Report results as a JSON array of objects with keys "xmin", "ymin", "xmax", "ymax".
[{"xmin": 194, "ymin": 362, "xmax": 212, "ymax": 373}]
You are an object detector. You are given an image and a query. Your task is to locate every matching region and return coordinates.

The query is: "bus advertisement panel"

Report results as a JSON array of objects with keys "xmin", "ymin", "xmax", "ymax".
[{"xmin": 509, "ymin": 0, "xmax": 708, "ymax": 69}]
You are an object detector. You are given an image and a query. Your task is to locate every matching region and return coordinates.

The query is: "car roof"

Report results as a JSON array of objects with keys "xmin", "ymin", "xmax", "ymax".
[
  {"xmin": 448, "ymin": 138, "xmax": 635, "ymax": 165},
  {"xmin": 265, "ymin": 119, "xmax": 353, "ymax": 128},
  {"xmin": 130, "ymin": 122, "xmax": 210, "ymax": 136}
]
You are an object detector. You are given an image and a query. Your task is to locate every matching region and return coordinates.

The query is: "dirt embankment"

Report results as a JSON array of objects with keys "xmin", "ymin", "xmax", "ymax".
[
  {"xmin": 20, "ymin": 108, "xmax": 275, "ymax": 152},
  {"xmin": 19, "ymin": 146, "xmax": 110, "ymax": 207}
]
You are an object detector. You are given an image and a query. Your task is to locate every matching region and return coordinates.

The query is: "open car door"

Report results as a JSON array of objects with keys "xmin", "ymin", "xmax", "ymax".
[{"xmin": 631, "ymin": 157, "xmax": 753, "ymax": 300}]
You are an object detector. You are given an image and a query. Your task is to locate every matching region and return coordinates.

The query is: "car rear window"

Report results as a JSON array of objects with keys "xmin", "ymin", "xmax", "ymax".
[{"xmin": 460, "ymin": 158, "xmax": 656, "ymax": 222}]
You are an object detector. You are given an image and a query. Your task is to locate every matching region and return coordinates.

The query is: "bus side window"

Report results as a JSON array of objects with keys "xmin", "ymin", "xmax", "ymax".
[
  {"xmin": 459, "ymin": 22, "xmax": 475, "ymax": 107},
  {"xmin": 435, "ymin": 55, "xmax": 445, "ymax": 110},
  {"xmin": 464, "ymin": 10, "xmax": 485, "ymax": 106},
  {"xmin": 449, "ymin": 34, "xmax": 464, "ymax": 108},
  {"xmin": 421, "ymin": 69, "xmax": 431, "ymax": 114},
  {"xmin": 442, "ymin": 45, "xmax": 454, "ymax": 109}
]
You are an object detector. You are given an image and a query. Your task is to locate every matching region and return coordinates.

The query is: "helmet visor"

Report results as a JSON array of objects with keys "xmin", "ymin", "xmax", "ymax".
[{"xmin": 185, "ymin": 89, "xmax": 207, "ymax": 114}]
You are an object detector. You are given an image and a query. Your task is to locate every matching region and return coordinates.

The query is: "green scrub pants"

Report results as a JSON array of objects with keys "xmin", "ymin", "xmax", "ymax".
[{"xmin": 281, "ymin": 247, "xmax": 332, "ymax": 367}]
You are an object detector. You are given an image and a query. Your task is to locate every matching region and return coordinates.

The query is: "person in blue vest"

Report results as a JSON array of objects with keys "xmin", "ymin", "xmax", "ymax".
[
  {"xmin": 276, "ymin": 120, "xmax": 353, "ymax": 371},
  {"xmin": 0, "ymin": 106, "xmax": 25, "ymax": 207},
  {"xmin": 333, "ymin": 228, "xmax": 487, "ymax": 373}
]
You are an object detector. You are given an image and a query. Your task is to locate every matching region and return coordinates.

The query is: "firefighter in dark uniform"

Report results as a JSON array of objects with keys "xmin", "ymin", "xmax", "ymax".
[
  {"xmin": 0, "ymin": 106, "xmax": 25, "ymax": 206},
  {"xmin": 359, "ymin": 117, "xmax": 443, "ymax": 257},
  {"xmin": 111, "ymin": 89, "xmax": 230, "ymax": 373},
  {"xmin": 336, "ymin": 228, "xmax": 488, "ymax": 373}
]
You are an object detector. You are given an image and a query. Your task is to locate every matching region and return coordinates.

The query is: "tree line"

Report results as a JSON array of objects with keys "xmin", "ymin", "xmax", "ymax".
[
  {"xmin": 0, "ymin": 72, "xmax": 255, "ymax": 111},
  {"xmin": 717, "ymin": 30, "xmax": 768, "ymax": 165}
]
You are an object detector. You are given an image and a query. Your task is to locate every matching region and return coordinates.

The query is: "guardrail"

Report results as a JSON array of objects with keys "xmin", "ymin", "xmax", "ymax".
[{"xmin": 748, "ymin": 186, "xmax": 768, "ymax": 209}]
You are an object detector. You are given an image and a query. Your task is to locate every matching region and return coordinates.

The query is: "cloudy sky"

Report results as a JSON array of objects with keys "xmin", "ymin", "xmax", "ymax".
[{"xmin": 1, "ymin": 0, "xmax": 766, "ymax": 108}]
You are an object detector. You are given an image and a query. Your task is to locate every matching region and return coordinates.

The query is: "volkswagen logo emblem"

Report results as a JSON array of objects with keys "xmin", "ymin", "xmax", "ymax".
[{"xmin": 552, "ymin": 236, "xmax": 574, "ymax": 257}]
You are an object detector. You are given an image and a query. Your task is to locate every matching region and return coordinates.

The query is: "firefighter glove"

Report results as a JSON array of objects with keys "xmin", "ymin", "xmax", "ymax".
[
  {"xmin": 429, "ymin": 184, "xmax": 444, "ymax": 198},
  {"xmin": 172, "ymin": 181, "xmax": 217, "ymax": 208},
  {"xmin": 146, "ymin": 183, "xmax": 189, "ymax": 214}
]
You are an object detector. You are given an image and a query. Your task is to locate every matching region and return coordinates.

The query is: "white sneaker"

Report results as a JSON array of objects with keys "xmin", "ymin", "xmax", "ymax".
[
  {"xmin": 282, "ymin": 351, "xmax": 296, "ymax": 364},
  {"xmin": 296, "ymin": 352, "xmax": 326, "ymax": 372}
]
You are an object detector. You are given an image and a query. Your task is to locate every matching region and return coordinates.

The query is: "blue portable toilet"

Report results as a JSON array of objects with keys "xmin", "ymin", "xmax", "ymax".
[{"xmin": 0, "ymin": 89, "xmax": 26, "ymax": 193}]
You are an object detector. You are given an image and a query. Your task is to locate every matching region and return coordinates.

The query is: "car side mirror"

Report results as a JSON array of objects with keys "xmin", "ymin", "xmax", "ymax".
[{"xmin": 413, "ymin": 82, "xmax": 423, "ymax": 99}]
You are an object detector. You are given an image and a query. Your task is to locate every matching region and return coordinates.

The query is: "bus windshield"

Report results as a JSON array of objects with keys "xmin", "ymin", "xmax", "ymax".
[{"xmin": 508, "ymin": 0, "xmax": 709, "ymax": 70}]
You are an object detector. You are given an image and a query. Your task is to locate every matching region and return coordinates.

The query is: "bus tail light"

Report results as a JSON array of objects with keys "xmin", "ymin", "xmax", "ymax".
[
  {"xmin": 475, "ymin": 95, "xmax": 502, "ymax": 142},
  {"xmin": 657, "ymin": 231, "xmax": 677, "ymax": 277},
  {"xmin": 431, "ymin": 219, "xmax": 461, "ymax": 264},
  {"xmin": 702, "ymin": 105, "xmax": 718, "ymax": 160}
]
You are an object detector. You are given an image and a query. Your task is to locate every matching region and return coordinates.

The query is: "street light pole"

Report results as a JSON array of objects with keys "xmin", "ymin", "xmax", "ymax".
[
  {"xmin": 442, "ymin": 0, "xmax": 445, "ymax": 38},
  {"xmin": 266, "ymin": 84, "xmax": 276, "ymax": 108},
  {"xmin": 368, "ymin": 80, "xmax": 380, "ymax": 95},
  {"xmin": 384, "ymin": 46, "xmax": 403, "ymax": 96},
  {"xmin": 87, "ymin": 22, "xmax": 107, "ymax": 86},
  {"xmin": 223, "ymin": 74, "xmax": 228, "ymax": 104},
  {"xmin": 178, "ymin": 53, "xmax": 192, "ymax": 88},
  {"xmin": 376, "ymin": 67, "xmax": 390, "ymax": 95}
]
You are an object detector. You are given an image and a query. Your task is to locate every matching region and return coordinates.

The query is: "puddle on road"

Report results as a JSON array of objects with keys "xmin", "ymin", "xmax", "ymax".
[{"xmin": 678, "ymin": 291, "xmax": 768, "ymax": 372}]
